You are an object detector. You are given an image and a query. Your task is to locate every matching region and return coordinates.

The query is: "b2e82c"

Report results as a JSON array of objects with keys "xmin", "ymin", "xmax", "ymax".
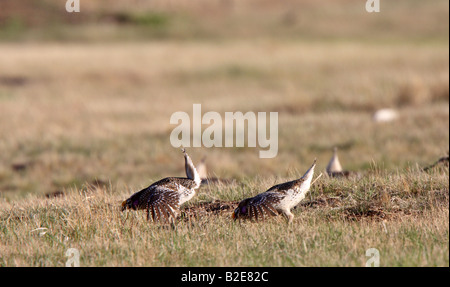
[{"xmin": 225, "ymin": 272, "xmax": 268, "ymax": 282}]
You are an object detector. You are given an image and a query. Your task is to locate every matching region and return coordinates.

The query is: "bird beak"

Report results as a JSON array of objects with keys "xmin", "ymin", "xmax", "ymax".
[
  {"xmin": 232, "ymin": 210, "xmax": 237, "ymax": 220},
  {"xmin": 121, "ymin": 200, "xmax": 127, "ymax": 211}
]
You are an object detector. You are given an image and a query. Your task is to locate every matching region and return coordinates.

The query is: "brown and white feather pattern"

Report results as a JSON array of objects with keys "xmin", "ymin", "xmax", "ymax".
[
  {"xmin": 326, "ymin": 147, "xmax": 359, "ymax": 178},
  {"xmin": 326, "ymin": 147, "xmax": 343, "ymax": 175},
  {"xmin": 121, "ymin": 149, "xmax": 201, "ymax": 223},
  {"xmin": 233, "ymin": 159, "xmax": 316, "ymax": 223}
]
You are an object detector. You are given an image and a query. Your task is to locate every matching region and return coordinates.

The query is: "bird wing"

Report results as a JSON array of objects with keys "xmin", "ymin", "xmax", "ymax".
[
  {"xmin": 143, "ymin": 185, "xmax": 181, "ymax": 222},
  {"xmin": 265, "ymin": 179, "xmax": 300, "ymax": 194},
  {"xmin": 235, "ymin": 192, "xmax": 281, "ymax": 220}
]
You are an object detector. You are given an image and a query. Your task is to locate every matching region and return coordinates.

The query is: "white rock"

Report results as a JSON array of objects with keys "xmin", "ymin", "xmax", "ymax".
[{"xmin": 372, "ymin": 108, "xmax": 399, "ymax": 123}]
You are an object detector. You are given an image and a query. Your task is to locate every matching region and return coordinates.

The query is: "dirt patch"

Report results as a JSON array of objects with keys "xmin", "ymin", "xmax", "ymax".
[
  {"xmin": 297, "ymin": 196, "xmax": 342, "ymax": 209},
  {"xmin": 299, "ymin": 195, "xmax": 426, "ymax": 222},
  {"xmin": 45, "ymin": 190, "xmax": 64, "ymax": 198},
  {"xmin": 342, "ymin": 205, "xmax": 421, "ymax": 222},
  {"xmin": 11, "ymin": 161, "xmax": 34, "ymax": 172},
  {"xmin": 0, "ymin": 76, "xmax": 29, "ymax": 87},
  {"xmin": 343, "ymin": 206, "xmax": 388, "ymax": 221},
  {"xmin": 181, "ymin": 200, "xmax": 239, "ymax": 221}
]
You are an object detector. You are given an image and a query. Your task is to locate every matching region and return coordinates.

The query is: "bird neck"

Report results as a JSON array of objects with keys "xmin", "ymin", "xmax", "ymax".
[{"xmin": 185, "ymin": 154, "xmax": 201, "ymax": 188}]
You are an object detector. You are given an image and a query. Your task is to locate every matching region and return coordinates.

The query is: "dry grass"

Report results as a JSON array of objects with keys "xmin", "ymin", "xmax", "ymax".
[
  {"xmin": 396, "ymin": 75, "xmax": 449, "ymax": 107},
  {"xmin": 0, "ymin": 166, "xmax": 448, "ymax": 267},
  {"xmin": 0, "ymin": 41, "xmax": 447, "ymax": 200},
  {"xmin": 0, "ymin": 0, "xmax": 448, "ymax": 266},
  {"xmin": 1, "ymin": 0, "xmax": 448, "ymax": 43}
]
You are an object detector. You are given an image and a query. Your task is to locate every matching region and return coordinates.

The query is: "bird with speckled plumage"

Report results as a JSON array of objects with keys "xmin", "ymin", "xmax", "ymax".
[
  {"xmin": 233, "ymin": 159, "xmax": 317, "ymax": 224},
  {"xmin": 121, "ymin": 148, "xmax": 201, "ymax": 223}
]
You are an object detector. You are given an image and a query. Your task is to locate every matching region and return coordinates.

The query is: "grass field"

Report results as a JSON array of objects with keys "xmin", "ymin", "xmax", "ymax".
[
  {"xmin": 0, "ymin": 0, "xmax": 448, "ymax": 266},
  {"xmin": 0, "ymin": 166, "xmax": 448, "ymax": 266}
]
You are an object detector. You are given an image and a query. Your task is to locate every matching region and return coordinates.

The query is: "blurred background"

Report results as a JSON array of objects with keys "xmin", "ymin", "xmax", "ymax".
[{"xmin": 0, "ymin": 0, "xmax": 448, "ymax": 200}]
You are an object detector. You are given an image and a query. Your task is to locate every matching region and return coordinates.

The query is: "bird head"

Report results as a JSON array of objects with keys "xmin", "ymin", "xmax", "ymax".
[
  {"xmin": 121, "ymin": 200, "xmax": 129, "ymax": 212},
  {"xmin": 232, "ymin": 208, "xmax": 238, "ymax": 220},
  {"xmin": 232, "ymin": 202, "xmax": 248, "ymax": 220},
  {"xmin": 121, "ymin": 198, "xmax": 138, "ymax": 211}
]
